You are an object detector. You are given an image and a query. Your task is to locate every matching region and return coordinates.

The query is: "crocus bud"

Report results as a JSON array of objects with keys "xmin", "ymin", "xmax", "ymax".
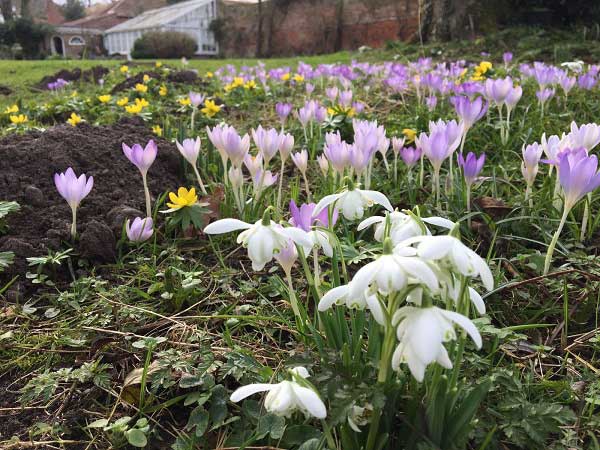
[
  {"xmin": 122, "ymin": 140, "xmax": 158, "ymax": 176},
  {"xmin": 228, "ymin": 166, "xmax": 243, "ymax": 190},
  {"xmin": 189, "ymin": 92, "xmax": 205, "ymax": 107},
  {"xmin": 317, "ymin": 155, "xmax": 329, "ymax": 175},
  {"xmin": 291, "ymin": 149, "xmax": 308, "ymax": 174},
  {"xmin": 458, "ymin": 151, "xmax": 485, "ymax": 186},
  {"xmin": 126, "ymin": 217, "xmax": 154, "ymax": 243},
  {"xmin": 275, "ymin": 238, "xmax": 298, "ymax": 277},
  {"xmin": 176, "ymin": 137, "xmax": 201, "ymax": 166},
  {"xmin": 278, "ymin": 133, "xmax": 295, "ymax": 162}
]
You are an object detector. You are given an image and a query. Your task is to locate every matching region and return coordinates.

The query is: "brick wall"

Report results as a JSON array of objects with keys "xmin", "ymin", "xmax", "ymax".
[{"xmin": 218, "ymin": 0, "xmax": 418, "ymax": 57}]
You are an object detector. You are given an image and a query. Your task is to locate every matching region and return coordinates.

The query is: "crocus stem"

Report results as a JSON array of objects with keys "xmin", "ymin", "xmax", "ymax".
[
  {"xmin": 302, "ymin": 172, "xmax": 311, "ymax": 200},
  {"xmin": 193, "ymin": 166, "xmax": 208, "ymax": 195},
  {"xmin": 141, "ymin": 172, "xmax": 152, "ymax": 218},
  {"xmin": 580, "ymin": 193, "xmax": 592, "ymax": 242},
  {"xmin": 543, "ymin": 207, "xmax": 570, "ymax": 276},
  {"xmin": 276, "ymin": 159, "xmax": 285, "ymax": 212},
  {"xmin": 313, "ymin": 249, "xmax": 321, "ymax": 296},
  {"xmin": 393, "ymin": 152, "xmax": 398, "ymax": 184},
  {"xmin": 433, "ymin": 167, "xmax": 440, "ymax": 208},
  {"xmin": 466, "ymin": 184, "xmax": 472, "ymax": 228},
  {"xmin": 525, "ymin": 183, "xmax": 533, "ymax": 209},
  {"xmin": 419, "ymin": 153, "xmax": 424, "ymax": 188},
  {"xmin": 190, "ymin": 108, "xmax": 196, "ymax": 131},
  {"xmin": 70, "ymin": 207, "xmax": 77, "ymax": 239}
]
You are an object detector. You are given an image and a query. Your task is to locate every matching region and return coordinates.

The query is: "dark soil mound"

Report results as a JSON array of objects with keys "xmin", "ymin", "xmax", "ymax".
[
  {"xmin": 0, "ymin": 84, "xmax": 12, "ymax": 95},
  {"xmin": 0, "ymin": 117, "xmax": 182, "ymax": 287},
  {"xmin": 110, "ymin": 70, "xmax": 206, "ymax": 93},
  {"xmin": 35, "ymin": 66, "xmax": 109, "ymax": 90}
]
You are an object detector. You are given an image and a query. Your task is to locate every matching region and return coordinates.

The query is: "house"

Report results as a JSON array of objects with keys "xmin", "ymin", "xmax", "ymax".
[
  {"xmin": 104, "ymin": 0, "xmax": 219, "ymax": 58},
  {"xmin": 47, "ymin": 0, "xmax": 167, "ymax": 58}
]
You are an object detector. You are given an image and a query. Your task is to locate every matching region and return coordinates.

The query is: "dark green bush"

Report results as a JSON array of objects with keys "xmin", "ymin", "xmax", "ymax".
[{"xmin": 131, "ymin": 31, "xmax": 197, "ymax": 59}]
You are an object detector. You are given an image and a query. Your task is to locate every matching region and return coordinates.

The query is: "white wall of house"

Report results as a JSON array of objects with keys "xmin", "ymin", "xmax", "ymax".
[{"xmin": 104, "ymin": 0, "xmax": 218, "ymax": 58}]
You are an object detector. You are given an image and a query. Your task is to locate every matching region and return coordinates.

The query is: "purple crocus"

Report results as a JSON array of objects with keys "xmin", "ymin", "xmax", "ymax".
[
  {"xmin": 48, "ymin": 78, "xmax": 69, "ymax": 91},
  {"xmin": 503, "ymin": 52, "xmax": 513, "ymax": 66},
  {"xmin": 560, "ymin": 76, "xmax": 576, "ymax": 96},
  {"xmin": 326, "ymin": 86, "xmax": 339, "ymax": 102},
  {"xmin": 289, "ymin": 200, "xmax": 338, "ymax": 232},
  {"xmin": 222, "ymin": 127, "xmax": 250, "ymax": 168},
  {"xmin": 484, "ymin": 77, "xmax": 513, "ymax": 106},
  {"xmin": 426, "ymin": 95, "xmax": 437, "ymax": 111},
  {"xmin": 54, "ymin": 167, "xmax": 93, "ymax": 238},
  {"xmin": 189, "ymin": 92, "xmax": 205, "ymax": 108},
  {"xmin": 451, "ymin": 95, "xmax": 487, "ymax": 132},
  {"xmin": 339, "ymin": 90, "xmax": 353, "ymax": 107},
  {"xmin": 176, "ymin": 137, "xmax": 207, "ymax": 195},
  {"xmin": 126, "ymin": 217, "xmax": 154, "ymax": 243},
  {"xmin": 544, "ymin": 148, "xmax": 600, "ymax": 274},
  {"xmin": 400, "ymin": 146, "xmax": 422, "ymax": 167},
  {"xmin": 252, "ymin": 125, "xmax": 281, "ymax": 166},
  {"xmin": 458, "ymin": 152, "xmax": 485, "ymax": 187},
  {"xmin": 123, "ymin": 140, "xmax": 158, "ymax": 217},
  {"xmin": 275, "ymin": 102, "xmax": 293, "ymax": 123}
]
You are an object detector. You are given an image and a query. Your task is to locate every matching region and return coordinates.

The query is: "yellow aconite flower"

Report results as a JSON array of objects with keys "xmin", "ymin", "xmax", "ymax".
[
  {"xmin": 478, "ymin": 61, "xmax": 492, "ymax": 73},
  {"xmin": 152, "ymin": 125, "xmax": 163, "ymax": 136},
  {"xmin": 205, "ymin": 71, "xmax": 214, "ymax": 78},
  {"xmin": 155, "ymin": 61, "xmax": 163, "ymax": 68},
  {"xmin": 293, "ymin": 74, "xmax": 304, "ymax": 83},
  {"xmin": 125, "ymin": 103, "xmax": 143, "ymax": 114},
  {"xmin": 120, "ymin": 65, "xmax": 129, "ymax": 73},
  {"xmin": 67, "ymin": 113, "xmax": 82, "ymax": 126},
  {"xmin": 281, "ymin": 73, "xmax": 291, "ymax": 81},
  {"xmin": 117, "ymin": 97, "xmax": 129, "ymax": 106},
  {"xmin": 224, "ymin": 83, "xmax": 234, "ymax": 92},
  {"xmin": 233, "ymin": 77, "xmax": 244, "ymax": 87},
  {"xmin": 402, "ymin": 128, "xmax": 417, "ymax": 143},
  {"xmin": 5, "ymin": 104, "xmax": 18, "ymax": 114},
  {"xmin": 135, "ymin": 83, "xmax": 148, "ymax": 93},
  {"xmin": 98, "ymin": 95, "xmax": 111, "ymax": 103},
  {"xmin": 244, "ymin": 80, "xmax": 257, "ymax": 89},
  {"xmin": 201, "ymin": 99, "xmax": 221, "ymax": 118},
  {"xmin": 179, "ymin": 97, "xmax": 191, "ymax": 106},
  {"xmin": 159, "ymin": 85, "xmax": 168, "ymax": 96},
  {"xmin": 143, "ymin": 74, "xmax": 151, "ymax": 83},
  {"xmin": 71, "ymin": 91, "xmax": 78, "ymax": 97},
  {"xmin": 135, "ymin": 98, "xmax": 149, "ymax": 108},
  {"xmin": 10, "ymin": 114, "xmax": 27, "ymax": 124},
  {"xmin": 167, "ymin": 187, "xmax": 197, "ymax": 210}
]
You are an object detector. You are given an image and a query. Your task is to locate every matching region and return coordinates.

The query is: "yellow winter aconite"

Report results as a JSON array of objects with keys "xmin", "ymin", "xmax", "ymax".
[
  {"xmin": 159, "ymin": 85, "xmax": 168, "ymax": 96},
  {"xmin": 67, "ymin": 113, "xmax": 82, "ymax": 126},
  {"xmin": 152, "ymin": 125, "xmax": 163, "ymax": 136},
  {"xmin": 293, "ymin": 74, "xmax": 305, "ymax": 83},
  {"xmin": 98, "ymin": 95, "xmax": 112, "ymax": 103},
  {"xmin": 201, "ymin": 99, "xmax": 221, "ymax": 118},
  {"xmin": 10, "ymin": 114, "xmax": 27, "ymax": 124},
  {"xmin": 125, "ymin": 103, "xmax": 143, "ymax": 114},
  {"xmin": 281, "ymin": 73, "xmax": 291, "ymax": 81},
  {"xmin": 120, "ymin": 65, "xmax": 129, "ymax": 73},
  {"xmin": 117, "ymin": 97, "xmax": 129, "ymax": 106},
  {"xmin": 167, "ymin": 187, "xmax": 198, "ymax": 210},
  {"xmin": 143, "ymin": 74, "xmax": 151, "ymax": 83},
  {"xmin": 135, "ymin": 83, "xmax": 148, "ymax": 93},
  {"xmin": 5, "ymin": 104, "xmax": 18, "ymax": 114},
  {"xmin": 179, "ymin": 97, "xmax": 191, "ymax": 106},
  {"xmin": 402, "ymin": 128, "xmax": 417, "ymax": 143}
]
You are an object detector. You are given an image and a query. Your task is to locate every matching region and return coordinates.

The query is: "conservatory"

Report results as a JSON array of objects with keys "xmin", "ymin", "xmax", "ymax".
[{"xmin": 104, "ymin": 0, "xmax": 219, "ymax": 58}]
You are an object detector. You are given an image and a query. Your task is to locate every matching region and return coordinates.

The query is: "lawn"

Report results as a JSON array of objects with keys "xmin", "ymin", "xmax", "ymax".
[{"xmin": 1, "ymin": 26, "xmax": 600, "ymax": 450}]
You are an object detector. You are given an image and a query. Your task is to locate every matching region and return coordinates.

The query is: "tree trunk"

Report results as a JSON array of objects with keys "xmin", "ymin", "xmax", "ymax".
[
  {"xmin": 256, "ymin": 0, "xmax": 263, "ymax": 57},
  {"xmin": 0, "ymin": 0, "xmax": 12, "ymax": 21},
  {"xmin": 417, "ymin": 0, "xmax": 471, "ymax": 42},
  {"xmin": 20, "ymin": 0, "xmax": 30, "ymax": 18},
  {"xmin": 334, "ymin": 0, "xmax": 344, "ymax": 52}
]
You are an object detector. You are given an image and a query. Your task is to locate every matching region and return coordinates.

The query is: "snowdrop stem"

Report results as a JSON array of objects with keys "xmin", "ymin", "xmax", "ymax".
[
  {"xmin": 580, "ymin": 193, "xmax": 591, "ymax": 242},
  {"xmin": 543, "ymin": 207, "xmax": 570, "ymax": 276},
  {"xmin": 141, "ymin": 172, "xmax": 152, "ymax": 218},
  {"xmin": 70, "ymin": 207, "xmax": 77, "ymax": 239},
  {"xmin": 193, "ymin": 166, "xmax": 208, "ymax": 195},
  {"xmin": 313, "ymin": 249, "xmax": 321, "ymax": 295},
  {"xmin": 449, "ymin": 276, "xmax": 470, "ymax": 390},
  {"xmin": 321, "ymin": 421, "xmax": 337, "ymax": 450},
  {"xmin": 286, "ymin": 273, "xmax": 304, "ymax": 332},
  {"xmin": 276, "ymin": 159, "xmax": 285, "ymax": 212}
]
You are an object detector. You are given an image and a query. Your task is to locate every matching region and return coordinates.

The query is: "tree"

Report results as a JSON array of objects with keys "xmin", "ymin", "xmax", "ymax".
[
  {"xmin": 61, "ymin": 0, "xmax": 85, "ymax": 21},
  {"xmin": 0, "ymin": 0, "xmax": 12, "ymax": 21}
]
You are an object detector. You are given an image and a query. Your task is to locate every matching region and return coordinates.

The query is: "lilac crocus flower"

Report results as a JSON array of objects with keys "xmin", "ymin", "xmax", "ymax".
[
  {"xmin": 451, "ymin": 95, "xmax": 487, "ymax": 131},
  {"xmin": 289, "ymin": 200, "xmax": 338, "ymax": 231},
  {"xmin": 252, "ymin": 169, "xmax": 278, "ymax": 192},
  {"xmin": 503, "ymin": 52, "xmax": 513, "ymax": 66},
  {"xmin": 536, "ymin": 88, "xmax": 555, "ymax": 113},
  {"xmin": 291, "ymin": 149, "xmax": 308, "ymax": 174},
  {"xmin": 126, "ymin": 217, "xmax": 154, "ymax": 243},
  {"xmin": 560, "ymin": 76, "xmax": 576, "ymax": 96},
  {"xmin": 305, "ymin": 83, "xmax": 315, "ymax": 95},
  {"xmin": 567, "ymin": 122, "xmax": 600, "ymax": 151},
  {"xmin": 176, "ymin": 137, "xmax": 207, "ymax": 194},
  {"xmin": 400, "ymin": 146, "xmax": 422, "ymax": 167},
  {"xmin": 48, "ymin": 78, "xmax": 69, "ymax": 91},
  {"xmin": 426, "ymin": 95, "xmax": 437, "ymax": 111},
  {"xmin": 275, "ymin": 102, "xmax": 293, "ymax": 123},
  {"xmin": 484, "ymin": 77, "xmax": 513, "ymax": 106},
  {"xmin": 326, "ymin": 86, "xmax": 339, "ymax": 102},
  {"xmin": 189, "ymin": 92, "xmax": 205, "ymax": 108},
  {"xmin": 339, "ymin": 90, "xmax": 353, "ymax": 107},
  {"xmin": 54, "ymin": 167, "xmax": 93, "ymax": 238},
  {"xmin": 578, "ymin": 73, "xmax": 597, "ymax": 90},
  {"xmin": 458, "ymin": 152, "xmax": 485, "ymax": 187},
  {"xmin": 222, "ymin": 127, "xmax": 250, "ymax": 168},
  {"xmin": 544, "ymin": 148, "xmax": 600, "ymax": 274},
  {"xmin": 123, "ymin": 140, "xmax": 157, "ymax": 217},
  {"xmin": 505, "ymin": 86, "xmax": 522, "ymax": 112},
  {"xmin": 352, "ymin": 101, "xmax": 365, "ymax": 114},
  {"xmin": 252, "ymin": 126, "xmax": 280, "ymax": 166},
  {"xmin": 297, "ymin": 104, "xmax": 314, "ymax": 127}
]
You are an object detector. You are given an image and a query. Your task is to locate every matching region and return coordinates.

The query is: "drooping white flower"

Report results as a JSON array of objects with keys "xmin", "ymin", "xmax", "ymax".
[
  {"xmin": 318, "ymin": 283, "xmax": 385, "ymax": 325},
  {"xmin": 391, "ymin": 306, "xmax": 482, "ymax": 381},
  {"xmin": 230, "ymin": 367, "xmax": 327, "ymax": 419},
  {"xmin": 203, "ymin": 216, "xmax": 313, "ymax": 271},
  {"xmin": 357, "ymin": 210, "xmax": 454, "ymax": 245},
  {"xmin": 396, "ymin": 235, "xmax": 494, "ymax": 291},
  {"xmin": 314, "ymin": 186, "xmax": 393, "ymax": 220}
]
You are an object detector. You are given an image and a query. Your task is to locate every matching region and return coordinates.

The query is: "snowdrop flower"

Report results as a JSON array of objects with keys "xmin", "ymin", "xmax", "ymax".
[
  {"xmin": 314, "ymin": 182, "xmax": 393, "ymax": 220},
  {"xmin": 318, "ymin": 282, "xmax": 385, "ymax": 325},
  {"xmin": 176, "ymin": 137, "xmax": 207, "ymax": 194},
  {"xmin": 203, "ymin": 211, "xmax": 313, "ymax": 271},
  {"xmin": 357, "ymin": 210, "xmax": 453, "ymax": 245},
  {"xmin": 125, "ymin": 217, "xmax": 154, "ymax": 243},
  {"xmin": 391, "ymin": 306, "xmax": 482, "ymax": 381},
  {"xmin": 54, "ymin": 167, "xmax": 94, "ymax": 238},
  {"xmin": 398, "ymin": 235, "xmax": 494, "ymax": 291},
  {"xmin": 230, "ymin": 367, "xmax": 326, "ymax": 419}
]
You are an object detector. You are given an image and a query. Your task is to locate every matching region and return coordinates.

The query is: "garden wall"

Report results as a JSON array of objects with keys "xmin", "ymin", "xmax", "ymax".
[{"xmin": 218, "ymin": 0, "xmax": 418, "ymax": 57}]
